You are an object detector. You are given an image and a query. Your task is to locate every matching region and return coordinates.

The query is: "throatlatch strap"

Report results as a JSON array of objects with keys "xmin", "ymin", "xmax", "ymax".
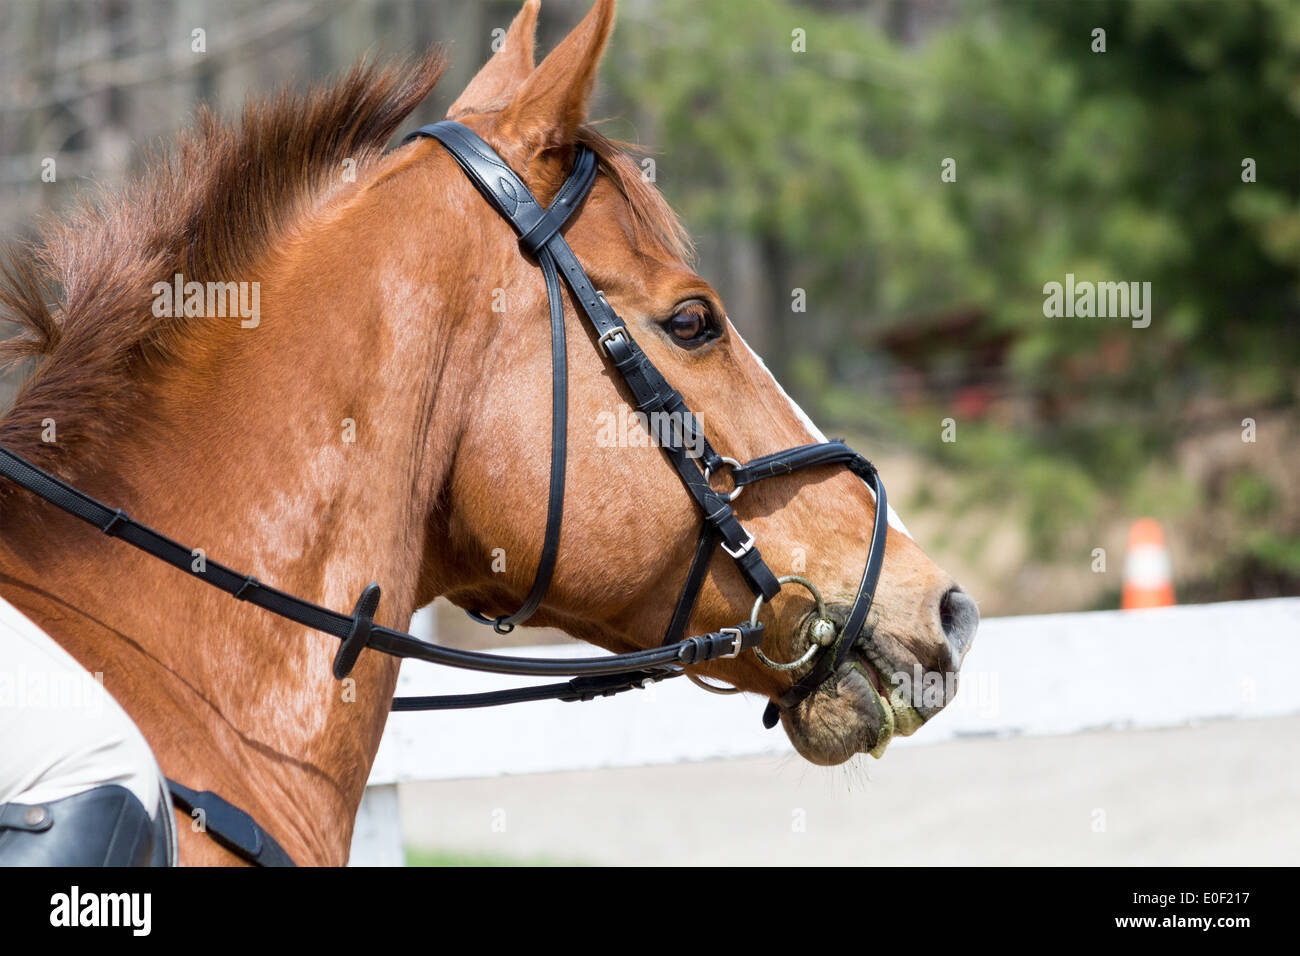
[
  {"xmin": 472, "ymin": 249, "xmax": 568, "ymax": 632},
  {"xmin": 405, "ymin": 122, "xmax": 597, "ymax": 633}
]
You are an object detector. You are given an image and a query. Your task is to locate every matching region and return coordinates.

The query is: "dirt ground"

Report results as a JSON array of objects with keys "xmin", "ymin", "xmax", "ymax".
[{"xmin": 399, "ymin": 714, "xmax": 1299, "ymax": 866}]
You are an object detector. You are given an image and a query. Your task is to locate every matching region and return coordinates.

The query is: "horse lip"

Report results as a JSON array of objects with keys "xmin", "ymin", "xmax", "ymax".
[
  {"xmin": 852, "ymin": 646, "xmax": 888, "ymax": 697},
  {"xmin": 848, "ymin": 646, "xmax": 896, "ymax": 755},
  {"xmin": 780, "ymin": 625, "xmax": 897, "ymax": 759}
]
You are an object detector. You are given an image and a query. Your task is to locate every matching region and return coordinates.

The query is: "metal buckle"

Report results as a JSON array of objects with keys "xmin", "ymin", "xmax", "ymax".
[
  {"xmin": 718, "ymin": 626, "xmax": 745, "ymax": 659},
  {"xmin": 703, "ymin": 455, "xmax": 745, "ymax": 502},
  {"xmin": 721, "ymin": 531, "xmax": 755, "ymax": 559},
  {"xmin": 597, "ymin": 326, "xmax": 628, "ymax": 356}
]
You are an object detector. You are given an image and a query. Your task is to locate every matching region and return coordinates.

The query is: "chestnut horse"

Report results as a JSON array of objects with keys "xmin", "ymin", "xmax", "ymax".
[{"xmin": 0, "ymin": 0, "xmax": 976, "ymax": 865}]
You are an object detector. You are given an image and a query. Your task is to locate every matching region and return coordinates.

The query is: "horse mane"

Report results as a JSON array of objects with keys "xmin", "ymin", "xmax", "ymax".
[
  {"xmin": 0, "ymin": 47, "xmax": 691, "ymax": 486},
  {"xmin": 0, "ymin": 52, "xmax": 446, "ymax": 480}
]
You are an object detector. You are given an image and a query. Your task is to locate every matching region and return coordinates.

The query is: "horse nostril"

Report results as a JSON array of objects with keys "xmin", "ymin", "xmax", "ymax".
[{"xmin": 939, "ymin": 587, "xmax": 979, "ymax": 663}]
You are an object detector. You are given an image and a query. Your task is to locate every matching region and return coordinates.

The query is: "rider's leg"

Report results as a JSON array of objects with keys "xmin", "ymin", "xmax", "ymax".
[{"xmin": 0, "ymin": 595, "xmax": 175, "ymax": 865}]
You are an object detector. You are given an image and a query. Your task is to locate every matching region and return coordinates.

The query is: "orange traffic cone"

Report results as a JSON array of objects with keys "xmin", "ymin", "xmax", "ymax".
[{"xmin": 1121, "ymin": 518, "xmax": 1175, "ymax": 610}]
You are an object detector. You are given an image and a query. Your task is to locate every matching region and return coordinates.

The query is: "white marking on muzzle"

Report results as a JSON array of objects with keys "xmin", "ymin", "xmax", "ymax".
[{"xmin": 730, "ymin": 326, "xmax": 912, "ymax": 538}]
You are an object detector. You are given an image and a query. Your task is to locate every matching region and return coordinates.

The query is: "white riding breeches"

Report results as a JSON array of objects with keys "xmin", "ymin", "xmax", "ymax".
[{"xmin": 0, "ymin": 593, "xmax": 176, "ymax": 863}]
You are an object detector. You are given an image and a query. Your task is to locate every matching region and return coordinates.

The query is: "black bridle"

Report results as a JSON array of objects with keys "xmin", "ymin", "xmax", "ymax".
[
  {"xmin": 0, "ymin": 120, "xmax": 889, "ymax": 734},
  {"xmin": 403, "ymin": 121, "xmax": 890, "ymax": 727}
]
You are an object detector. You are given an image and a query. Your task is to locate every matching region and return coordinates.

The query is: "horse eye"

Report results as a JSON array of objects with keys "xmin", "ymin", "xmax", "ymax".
[{"xmin": 665, "ymin": 301, "xmax": 715, "ymax": 348}]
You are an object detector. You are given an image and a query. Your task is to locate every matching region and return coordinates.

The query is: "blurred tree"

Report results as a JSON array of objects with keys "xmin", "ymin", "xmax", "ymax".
[{"xmin": 603, "ymin": 0, "xmax": 1299, "ymax": 596}]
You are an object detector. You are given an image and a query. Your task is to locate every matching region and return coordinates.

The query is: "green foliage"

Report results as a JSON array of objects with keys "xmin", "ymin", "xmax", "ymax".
[
  {"xmin": 604, "ymin": 0, "xmax": 1300, "ymax": 600},
  {"xmin": 1226, "ymin": 471, "xmax": 1279, "ymax": 518},
  {"xmin": 1244, "ymin": 529, "xmax": 1300, "ymax": 576}
]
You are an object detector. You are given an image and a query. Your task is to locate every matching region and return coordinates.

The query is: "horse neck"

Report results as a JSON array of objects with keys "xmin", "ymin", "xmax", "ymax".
[{"xmin": 0, "ymin": 185, "xmax": 480, "ymax": 863}]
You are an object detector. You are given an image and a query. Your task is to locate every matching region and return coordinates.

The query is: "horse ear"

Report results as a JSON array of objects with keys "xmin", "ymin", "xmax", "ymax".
[
  {"xmin": 447, "ymin": 0, "xmax": 540, "ymax": 118},
  {"xmin": 495, "ymin": 0, "xmax": 615, "ymax": 156}
]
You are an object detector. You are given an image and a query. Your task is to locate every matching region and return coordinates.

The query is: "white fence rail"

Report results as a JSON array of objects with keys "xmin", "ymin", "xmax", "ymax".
[{"xmin": 348, "ymin": 597, "xmax": 1300, "ymax": 864}]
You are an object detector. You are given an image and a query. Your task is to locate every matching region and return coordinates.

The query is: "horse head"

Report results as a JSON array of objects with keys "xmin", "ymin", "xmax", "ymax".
[{"xmin": 401, "ymin": 0, "xmax": 978, "ymax": 764}]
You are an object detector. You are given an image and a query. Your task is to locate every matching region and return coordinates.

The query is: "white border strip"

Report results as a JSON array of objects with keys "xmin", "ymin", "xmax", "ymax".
[{"xmin": 367, "ymin": 598, "xmax": 1300, "ymax": 784}]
